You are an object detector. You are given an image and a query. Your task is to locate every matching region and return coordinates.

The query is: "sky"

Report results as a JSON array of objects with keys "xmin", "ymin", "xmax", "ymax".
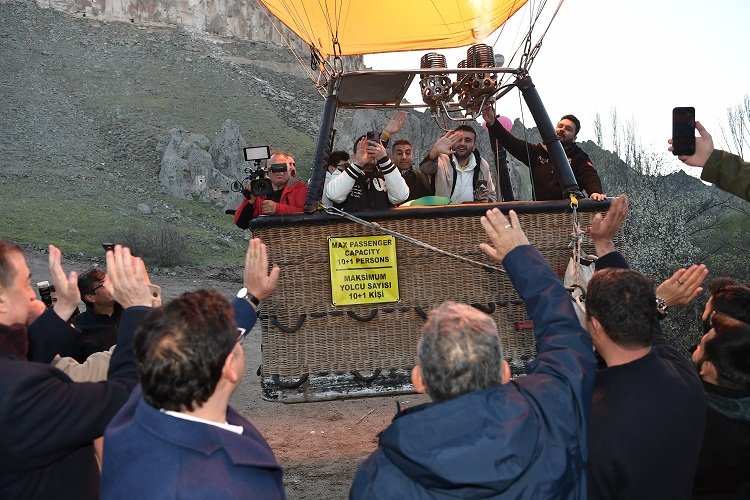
[{"xmin": 363, "ymin": 0, "xmax": 750, "ymax": 173}]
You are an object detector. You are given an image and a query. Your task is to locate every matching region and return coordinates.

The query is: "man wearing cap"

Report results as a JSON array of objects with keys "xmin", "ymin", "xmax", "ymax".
[
  {"xmin": 234, "ymin": 151, "xmax": 308, "ymax": 229},
  {"xmin": 73, "ymin": 268, "xmax": 121, "ymax": 362},
  {"xmin": 324, "ymin": 133, "xmax": 409, "ymax": 211},
  {"xmin": 482, "ymin": 105, "xmax": 605, "ymax": 201}
]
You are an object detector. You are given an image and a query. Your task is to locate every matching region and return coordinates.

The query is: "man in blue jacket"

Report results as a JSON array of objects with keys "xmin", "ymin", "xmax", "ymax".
[
  {"xmin": 102, "ymin": 238, "xmax": 285, "ymax": 500},
  {"xmin": 350, "ymin": 209, "xmax": 597, "ymax": 499}
]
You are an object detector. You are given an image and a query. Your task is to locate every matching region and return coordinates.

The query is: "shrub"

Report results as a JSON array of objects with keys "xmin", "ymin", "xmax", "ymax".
[{"xmin": 116, "ymin": 222, "xmax": 187, "ymax": 267}]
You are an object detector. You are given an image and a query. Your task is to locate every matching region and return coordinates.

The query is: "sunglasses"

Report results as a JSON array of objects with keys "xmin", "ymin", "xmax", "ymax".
[
  {"xmin": 236, "ymin": 327, "xmax": 248, "ymax": 344},
  {"xmin": 269, "ymin": 163, "xmax": 288, "ymax": 172}
]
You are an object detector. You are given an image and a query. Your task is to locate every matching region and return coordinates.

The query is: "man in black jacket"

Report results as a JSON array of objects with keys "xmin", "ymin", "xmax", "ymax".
[
  {"xmin": 0, "ymin": 241, "xmax": 153, "ymax": 499},
  {"xmin": 482, "ymin": 105, "xmax": 605, "ymax": 201},
  {"xmin": 584, "ymin": 195, "xmax": 706, "ymax": 499},
  {"xmin": 73, "ymin": 268, "xmax": 122, "ymax": 362},
  {"xmin": 691, "ymin": 303, "xmax": 750, "ymax": 498}
]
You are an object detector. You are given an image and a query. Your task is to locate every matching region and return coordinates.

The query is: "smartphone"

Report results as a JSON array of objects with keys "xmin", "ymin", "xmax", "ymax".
[
  {"xmin": 366, "ymin": 131, "xmax": 382, "ymax": 143},
  {"xmin": 102, "ymin": 242, "xmax": 115, "ymax": 252},
  {"xmin": 672, "ymin": 107, "xmax": 696, "ymax": 156},
  {"xmin": 148, "ymin": 284, "xmax": 162, "ymax": 307}
]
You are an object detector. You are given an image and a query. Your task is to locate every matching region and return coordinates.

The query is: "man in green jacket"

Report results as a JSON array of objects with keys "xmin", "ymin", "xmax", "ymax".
[{"xmin": 671, "ymin": 121, "xmax": 750, "ymax": 202}]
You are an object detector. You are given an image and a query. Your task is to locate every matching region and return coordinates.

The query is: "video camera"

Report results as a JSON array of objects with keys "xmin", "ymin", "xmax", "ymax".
[{"xmin": 231, "ymin": 146, "xmax": 274, "ymax": 198}]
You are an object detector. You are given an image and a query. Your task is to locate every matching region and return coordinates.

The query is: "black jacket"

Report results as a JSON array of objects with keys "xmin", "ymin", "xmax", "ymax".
[
  {"xmin": 487, "ymin": 120, "xmax": 602, "ymax": 200},
  {"xmin": 0, "ymin": 307, "xmax": 146, "ymax": 499},
  {"xmin": 693, "ymin": 381, "xmax": 750, "ymax": 498}
]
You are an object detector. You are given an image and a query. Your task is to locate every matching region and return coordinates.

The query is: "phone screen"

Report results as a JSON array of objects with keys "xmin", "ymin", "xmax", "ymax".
[{"xmin": 672, "ymin": 107, "xmax": 696, "ymax": 156}]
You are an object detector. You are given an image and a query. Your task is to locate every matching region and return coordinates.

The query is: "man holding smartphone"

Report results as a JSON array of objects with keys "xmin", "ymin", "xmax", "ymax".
[
  {"xmin": 324, "ymin": 132, "xmax": 409, "ymax": 210},
  {"xmin": 234, "ymin": 151, "xmax": 308, "ymax": 229},
  {"xmin": 670, "ymin": 121, "xmax": 750, "ymax": 203}
]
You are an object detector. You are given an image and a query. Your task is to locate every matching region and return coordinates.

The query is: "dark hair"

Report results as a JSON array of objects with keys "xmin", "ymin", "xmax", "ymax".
[
  {"xmin": 134, "ymin": 289, "xmax": 237, "ymax": 412},
  {"xmin": 586, "ymin": 268, "xmax": 656, "ymax": 348},
  {"xmin": 560, "ymin": 114, "xmax": 581, "ymax": 135},
  {"xmin": 0, "ymin": 240, "xmax": 23, "ymax": 290},
  {"xmin": 77, "ymin": 268, "xmax": 105, "ymax": 308},
  {"xmin": 705, "ymin": 313, "xmax": 750, "ymax": 390},
  {"xmin": 707, "ymin": 277, "xmax": 741, "ymax": 295},
  {"xmin": 327, "ymin": 150, "xmax": 350, "ymax": 167},
  {"xmin": 391, "ymin": 139, "xmax": 412, "ymax": 151},
  {"xmin": 418, "ymin": 301, "xmax": 503, "ymax": 402},
  {"xmin": 710, "ymin": 284, "xmax": 750, "ymax": 324},
  {"xmin": 453, "ymin": 124, "xmax": 477, "ymax": 139}
]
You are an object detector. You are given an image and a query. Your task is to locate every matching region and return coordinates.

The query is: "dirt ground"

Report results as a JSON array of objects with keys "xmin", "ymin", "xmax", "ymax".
[{"xmin": 24, "ymin": 247, "xmax": 430, "ymax": 500}]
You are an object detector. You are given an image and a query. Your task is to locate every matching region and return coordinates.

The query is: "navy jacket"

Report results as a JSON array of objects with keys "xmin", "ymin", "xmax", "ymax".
[
  {"xmin": 101, "ymin": 388, "xmax": 285, "ymax": 500},
  {"xmin": 0, "ymin": 307, "xmax": 146, "ymax": 500},
  {"xmin": 102, "ymin": 296, "xmax": 284, "ymax": 499},
  {"xmin": 350, "ymin": 245, "xmax": 597, "ymax": 499}
]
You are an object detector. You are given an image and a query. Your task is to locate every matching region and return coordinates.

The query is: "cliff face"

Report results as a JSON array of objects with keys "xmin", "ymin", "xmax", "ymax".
[{"xmin": 34, "ymin": 0, "xmax": 363, "ymax": 70}]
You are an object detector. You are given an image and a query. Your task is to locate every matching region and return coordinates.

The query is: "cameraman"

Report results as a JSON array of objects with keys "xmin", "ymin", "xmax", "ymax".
[{"xmin": 233, "ymin": 151, "xmax": 308, "ymax": 229}]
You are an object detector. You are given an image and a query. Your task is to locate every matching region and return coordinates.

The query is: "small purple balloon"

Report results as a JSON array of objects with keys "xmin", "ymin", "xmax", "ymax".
[{"xmin": 498, "ymin": 115, "xmax": 513, "ymax": 132}]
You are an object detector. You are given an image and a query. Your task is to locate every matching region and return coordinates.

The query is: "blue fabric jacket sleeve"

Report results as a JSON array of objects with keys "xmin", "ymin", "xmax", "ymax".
[
  {"xmin": 502, "ymin": 245, "xmax": 597, "ymax": 426},
  {"xmin": 232, "ymin": 297, "xmax": 258, "ymax": 331}
]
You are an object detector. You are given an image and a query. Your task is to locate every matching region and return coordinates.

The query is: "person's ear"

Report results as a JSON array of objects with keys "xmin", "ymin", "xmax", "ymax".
[
  {"xmin": 501, "ymin": 359, "xmax": 511, "ymax": 384},
  {"xmin": 222, "ymin": 347, "xmax": 242, "ymax": 384},
  {"xmin": 411, "ymin": 365, "xmax": 427, "ymax": 394},
  {"xmin": 699, "ymin": 360, "xmax": 718, "ymax": 380}
]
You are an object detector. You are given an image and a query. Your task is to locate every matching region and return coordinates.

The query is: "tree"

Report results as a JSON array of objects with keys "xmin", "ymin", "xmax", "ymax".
[
  {"xmin": 593, "ymin": 112, "xmax": 603, "ymax": 148},
  {"xmin": 719, "ymin": 94, "xmax": 750, "ymax": 157}
]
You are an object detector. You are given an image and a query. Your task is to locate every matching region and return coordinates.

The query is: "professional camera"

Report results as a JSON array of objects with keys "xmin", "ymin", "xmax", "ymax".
[
  {"xmin": 37, "ymin": 281, "xmax": 55, "ymax": 308},
  {"xmin": 230, "ymin": 146, "xmax": 274, "ymax": 198}
]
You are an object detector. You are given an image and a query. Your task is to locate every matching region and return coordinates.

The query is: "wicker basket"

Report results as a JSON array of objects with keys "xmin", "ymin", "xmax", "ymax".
[{"xmin": 249, "ymin": 199, "xmax": 618, "ymax": 401}]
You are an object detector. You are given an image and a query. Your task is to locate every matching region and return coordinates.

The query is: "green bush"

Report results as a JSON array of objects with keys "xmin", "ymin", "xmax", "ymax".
[{"xmin": 116, "ymin": 222, "xmax": 187, "ymax": 267}]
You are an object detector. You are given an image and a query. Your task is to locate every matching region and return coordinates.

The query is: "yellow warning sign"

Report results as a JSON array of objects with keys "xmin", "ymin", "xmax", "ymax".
[{"xmin": 328, "ymin": 235, "xmax": 399, "ymax": 306}]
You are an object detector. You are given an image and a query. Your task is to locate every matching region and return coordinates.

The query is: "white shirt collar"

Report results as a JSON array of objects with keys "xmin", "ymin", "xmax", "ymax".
[{"xmin": 161, "ymin": 409, "xmax": 244, "ymax": 435}]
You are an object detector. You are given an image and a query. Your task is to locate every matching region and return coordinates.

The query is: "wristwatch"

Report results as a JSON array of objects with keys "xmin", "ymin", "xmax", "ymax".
[
  {"xmin": 237, "ymin": 287, "xmax": 260, "ymax": 308},
  {"xmin": 655, "ymin": 297, "xmax": 668, "ymax": 319}
]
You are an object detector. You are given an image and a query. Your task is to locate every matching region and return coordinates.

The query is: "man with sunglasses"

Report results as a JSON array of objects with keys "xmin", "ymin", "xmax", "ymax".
[
  {"xmin": 71, "ymin": 268, "xmax": 121, "ymax": 362},
  {"xmin": 102, "ymin": 238, "xmax": 284, "ymax": 499},
  {"xmin": 234, "ymin": 151, "xmax": 308, "ymax": 229}
]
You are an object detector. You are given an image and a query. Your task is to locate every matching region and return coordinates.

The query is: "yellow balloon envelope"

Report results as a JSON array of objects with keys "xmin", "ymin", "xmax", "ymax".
[{"xmin": 258, "ymin": 0, "xmax": 529, "ymax": 58}]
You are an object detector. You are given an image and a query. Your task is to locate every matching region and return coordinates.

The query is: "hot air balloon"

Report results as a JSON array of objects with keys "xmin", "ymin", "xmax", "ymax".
[{"xmin": 246, "ymin": 0, "xmax": 615, "ymax": 402}]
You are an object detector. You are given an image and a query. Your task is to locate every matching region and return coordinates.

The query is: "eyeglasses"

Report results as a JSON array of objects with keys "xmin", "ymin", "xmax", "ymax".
[
  {"xmin": 269, "ymin": 163, "xmax": 288, "ymax": 173},
  {"xmin": 88, "ymin": 282, "xmax": 104, "ymax": 294},
  {"xmin": 236, "ymin": 327, "xmax": 248, "ymax": 344}
]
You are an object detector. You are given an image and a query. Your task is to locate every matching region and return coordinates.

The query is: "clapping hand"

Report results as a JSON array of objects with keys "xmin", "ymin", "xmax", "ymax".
[{"xmin": 103, "ymin": 245, "xmax": 154, "ymax": 309}]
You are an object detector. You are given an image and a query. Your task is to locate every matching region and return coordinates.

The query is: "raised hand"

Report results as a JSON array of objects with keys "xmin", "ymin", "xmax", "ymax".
[
  {"xmin": 48, "ymin": 245, "xmax": 80, "ymax": 322},
  {"xmin": 668, "ymin": 120, "xmax": 714, "ymax": 168},
  {"xmin": 588, "ymin": 194, "xmax": 628, "ymax": 257},
  {"xmin": 244, "ymin": 238, "xmax": 280, "ymax": 301},
  {"xmin": 656, "ymin": 264, "xmax": 708, "ymax": 307},
  {"xmin": 430, "ymin": 131, "xmax": 460, "ymax": 159},
  {"xmin": 383, "ymin": 111, "xmax": 408, "ymax": 136},
  {"xmin": 479, "ymin": 209, "xmax": 530, "ymax": 263},
  {"xmin": 482, "ymin": 103, "xmax": 496, "ymax": 126},
  {"xmin": 103, "ymin": 245, "xmax": 153, "ymax": 309}
]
